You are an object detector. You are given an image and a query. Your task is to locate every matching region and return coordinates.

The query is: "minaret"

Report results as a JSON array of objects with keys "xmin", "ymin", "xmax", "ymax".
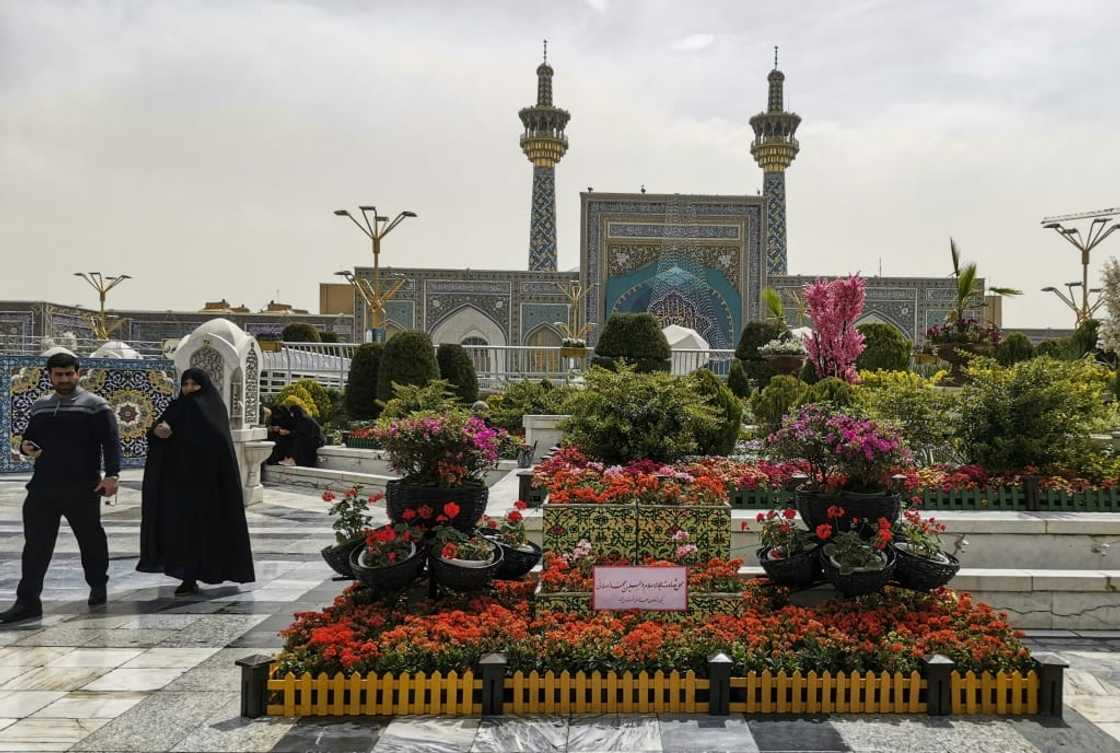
[
  {"xmin": 519, "ymin": 40, "xmax": 570, "ymax": 272},
  {"xmin": 750, "ymin": 47, "xmax": 801, "ymax": 276}
]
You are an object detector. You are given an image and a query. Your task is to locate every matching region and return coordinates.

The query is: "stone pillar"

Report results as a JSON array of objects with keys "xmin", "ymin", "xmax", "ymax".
[
  {"xmin": 174, "ymin": 318, "xmax": 274, "ymax": 506},
  {"xmin": 523, "ymin": 414, "xmax": 569, "ymax": 462}
]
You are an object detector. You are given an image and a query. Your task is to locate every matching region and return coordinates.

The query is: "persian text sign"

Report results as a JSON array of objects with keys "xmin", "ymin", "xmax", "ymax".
[{"xmin": 592, "ymin": 566, "xmax": 688, "ymax": 611}]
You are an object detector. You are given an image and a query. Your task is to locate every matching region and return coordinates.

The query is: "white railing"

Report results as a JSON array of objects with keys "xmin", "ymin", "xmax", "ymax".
[{"xmin": 260, "ymin": 344, "xmax": 355, "ymax": 395}]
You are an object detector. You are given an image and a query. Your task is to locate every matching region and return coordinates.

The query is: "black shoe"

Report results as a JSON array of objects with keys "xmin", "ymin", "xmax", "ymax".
[
  {"xmin": 88, "ymin": 586, "xmax": 107, "ymax": 607},
  {"xmin": 0, "ymin": 603, "xmax": 42, "ymax": 624},
  {"xmin": 174, "ymin": 581, "xmax": 198, "ymax": 596}
]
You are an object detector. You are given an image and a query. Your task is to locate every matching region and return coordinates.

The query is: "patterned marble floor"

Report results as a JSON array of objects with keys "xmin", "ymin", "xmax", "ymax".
[{"xmin": 0, "ymin": 471, "xmax": 1119, "ymax": 752}]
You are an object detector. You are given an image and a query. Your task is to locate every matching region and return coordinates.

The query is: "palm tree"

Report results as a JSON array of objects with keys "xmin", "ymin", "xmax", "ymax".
[{"xmin": 948, "ymin": 238, "xmax": 1021, "ymax": 322}]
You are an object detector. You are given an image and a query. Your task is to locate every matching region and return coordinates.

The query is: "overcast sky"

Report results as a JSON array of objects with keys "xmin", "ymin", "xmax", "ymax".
[{"xmin": 2, "ymin": 0, "xmax": 1119, "ymax": 328}]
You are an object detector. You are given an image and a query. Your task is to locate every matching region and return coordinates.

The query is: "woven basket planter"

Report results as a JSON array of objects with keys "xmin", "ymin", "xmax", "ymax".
[
  {"xmin": 819, "ymin": 545, "xmax": 896, "ymax": 597},
  {"xmin": 891, "ymin": 544, "xmax": 960, "ymax": 592},
  {"xmin": 349, "ymin": 543, "xmax": 426, "ymax": 593},
  {"xmin": 320, "ymin": 538, "xmax": 363, "ymax": 579},
  {"xmin": 429, "ymin": 546, "xmax": 503, "ymax": 591},
  {"xmin": 796, "ymin": 488, "xmax": 900, "ymax": 538},
  {"xmin": 757, "ymin": 545, "xmax": 822, "ymax": 590},
  {"xmin": 386, "ymin": 480, "xmax": 489, "ymax": 532},
  {"xmin": 479, "ymin": 535, "xmax": 541, "ymax": 581}
]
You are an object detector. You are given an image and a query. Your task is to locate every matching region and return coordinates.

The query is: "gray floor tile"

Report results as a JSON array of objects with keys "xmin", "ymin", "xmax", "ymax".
[
  {"xmin": 169, "ymin": 694, "xmax": 297, "ymax": 752},
  {"xmin": 659, "ymin": 713, "xmax": 759, "ymax": 753},
  {"xmin": 70, "ymin": 690, "xmax": 238, "ymax": 752},
  {"xmin": 566, "ymin": 714, "xmax": 661, "ymax": 753},
  {"xmin": 373, "ymin": 716, "xmax": 481, "ymax": 753},
  {"xmin": 269, "ymin": 715, "xmax": 388, "ymax": 753},
  {"xmin": 470, "ymin": 715, "xmax": 568, "ymax": 753},
  {"xmin": 747, "ymin": 717, "xmax": 848, "ymax": 752}
]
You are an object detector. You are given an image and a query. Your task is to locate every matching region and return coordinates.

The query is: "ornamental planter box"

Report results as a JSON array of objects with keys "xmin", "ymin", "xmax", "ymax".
[
  {"xmin": 341, "ymin": 436, "xmax": 380, "ymax": 450},
  {"xmin": 532, "ymin": 584, "xmax": 743, "ymax": 620},
  {"xmin": 635, "ymin": 504, "xmax": 730, "ymax": 562},
  {"xmin": 1038, "ymin": 488, "xmax": 1120, "ymax": 512},
  {"xmin": 542, "ymin": 502, "xmax": 636, "ymax": 562},
  {"xmin": 729, "ymin": 488, "xmax": 790, "ymax": 510},
  {"xmin": 920, "ymin": 487, "xmax": 1024, "ymax": 511}
]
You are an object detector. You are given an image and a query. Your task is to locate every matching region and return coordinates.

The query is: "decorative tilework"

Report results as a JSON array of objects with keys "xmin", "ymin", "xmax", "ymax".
[
  {"xmin": 244, "ymin": 349, "xmax": 259, "ymax": 426},
  {"xmin": 542, "ymin": 503, "xmax": 636, "ymax": 562},
  {"xmin": 521, "ymin": 303, "xmax": 569, "ymax": 340},
  {"xmin": 763, "ymin": 171, "xmax": 787, "ymax": 275},
  {"xmin": 383, "ymin": 300, "xmax": 415, "ymax": 330},
  {"xmin": 428, "ymin": 280, "xmax": 511, "ymax": 295},
  {"xmin": 529, "ymin": 165, "xmax": 558, "ymax": 272},
  {"xmin": 0, "ymin": 312, "xmax": 34, "ymax": 340},
  {"xmin": 635, "ymin": 505, "xmax": 731, "ymax": 562},
  {"xmin": 2, "ymin": 355, "xmax": 176, "ymax": 472},
  {"xmin": 189, "ymin": 346, "xmax": 225, "ymax": 389},
  {"xmin": 608, "ymin": 245, "xmax": 741, "ymax": 287},
  {"xmin": 607, "ymin": 223, "xmax": 741, "ymax": 240}
]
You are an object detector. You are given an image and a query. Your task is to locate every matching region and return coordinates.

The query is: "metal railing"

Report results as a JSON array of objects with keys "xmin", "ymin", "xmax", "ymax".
[{"xmin": 0, "ymin": 335, "xmax": 168, "ymax": 359}]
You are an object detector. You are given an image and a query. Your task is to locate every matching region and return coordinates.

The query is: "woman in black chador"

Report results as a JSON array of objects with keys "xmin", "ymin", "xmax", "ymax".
[
  {"xmin": 287, "ymin": 404, "xmax": 324, "ymax": 468},
  {"xmin": 138, "ymin": 369, "xmax": 255, "ymax": 595},
  {"xmin": 264, "ymin": 405, "xmax": 294, "ymax": 465}
]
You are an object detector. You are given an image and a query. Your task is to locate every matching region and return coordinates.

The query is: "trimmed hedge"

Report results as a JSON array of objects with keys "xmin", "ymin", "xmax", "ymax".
[
  {"xmin": 690, "ymin": 368, "xmax": 742, "ymax": 456},
  {"xmin": 748, "ymin": 375, "xmax": 805, "ymax": 436},
  {"xmin": 346, "ymin": 343, "xmax": 384, "ymax": 420},
  {"xmin": 727, "ymin": 358, "xmax": 751, "ymax": 398},
  {"xmin": 995, "ymin": 332, "xmax": 1034, "ymax": 366},
  {"xmin": 377, "ymin": 330, "xmax": 439, "ymax": 403},
  {"xmin": 735, "ymin": 320, "xmax": 786, "ymax": 390},
  {"xmin": 592, "ymin": 313, "xmax": 671, "ymax": 373},
  {"xmin": 282, "ymin": 322, "xmax": 321, "ymax": 343},
  {"xmin": 436, "ymin": 344, "xmax": 479, "ymax": 403},
  {"xmin": 854, "ymin": 323, "xmax": 911, "ymax": 372}
]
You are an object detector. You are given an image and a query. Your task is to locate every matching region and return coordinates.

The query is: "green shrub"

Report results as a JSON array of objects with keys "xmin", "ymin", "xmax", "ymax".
[
  {"xmin": 436, "ymin": 343, "xmax": 479, "ymax": 403},
  {"xmin": 799, "ymin": 358, "xmax": 819, "ymax": 385},
  {"xmin": 281, "ymin": 322, "xmax": 321, "ymax": 343},
  {"xmin": 690, "ymin": 368, "xmax": 743, "ymax": 456},
  {"xmin": 380, "ymin": 379, "xmax": 460, "ymax": 420},
  {"xmin": 1071, "ymin": 319, "xmax": 1100, "ymax": 359},
  {"xmin": 592, "ymin": 313, "xmax": 671, "ymax": 373},
  {"xmin": 1034, "ymin": 338, "xmax": 1071, "ymax": 360},
  {"xmin": 485, "ymin": 379, "xmax": 577, "ymax": 435},
  {"xmin": 319, "ymin": 331, "xmax": 340, "ymax": 344},
  {"xmin": 801, "ymin": 376, "xmax": 854, "ymax": 408},
  {"xmin": 959, "ymin": 356, "xmax": 1112, "ymax": 472},
  {"xmin": 323, "ymin": 387, "xmax": 348, "ymax": 429},
  {"xmin": 855, "ymin": 323, "xmax": 911, "ymax": 372},
  {"xmin": 855, "ymin": 370, "xmax": 960, "ymax": 464},
  {"xmin": 291, "ymin": 378, "xmax": 332, "ymax": 418},
  {"xmin": 562, "ymin": 366, "xmax": 718, "ymax": 464},
  {"xmin": 735, "ymin": 321, "xmax": 786, "ymax": 390},
  {"xmin": 346, "ymin": 343, "xmax": 383, "ymax": 420},
  {"xmin": 279, "ymin": 394, "xmax": 315, "ymax": 416},
  {"xmin": 995, "ymin": 332, "xmax": 1034, "ymax": 366},
  {"xmin": 275, "ymin": 384, "xmax": 318, "ymax": 417},
  {"xmin": 727, "ymin": 358, "xmax": 751, "ymax": 398},
  {"xmin": 377, "ymin": 330, "xmax": 439, "ymax": 403},
  {"xmin": 1114, "ymin": 370, "xmax": 1120, "ymax": 400},
  {"xmin": 748, "ymin": 375, "xmax": 806, "ymax": 437}
]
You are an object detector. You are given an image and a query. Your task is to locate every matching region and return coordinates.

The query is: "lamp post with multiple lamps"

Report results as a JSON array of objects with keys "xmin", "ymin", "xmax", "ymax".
[
  {"xmin": 73, "ymin": 272, "xmax": 131, "ymax": 342},
  {"xmin": 1041, "ymin": 208, "xmax": 1120, "ymax": 325},
  {"xmin": 333, "ymin": 206, "xmax": 417, "ymax": 343}
]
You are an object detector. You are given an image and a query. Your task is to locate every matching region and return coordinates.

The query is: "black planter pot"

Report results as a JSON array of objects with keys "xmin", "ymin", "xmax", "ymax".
[
  {"xmin": 320, "ymin": 538, "xmax": 364, "ymax": 579},
  {"xmin": 796, "ymin": 488, "xmax": 901, "ymax": 539},
  {"xmin": 428, "ymin": 546, "xmax": 504, "ymax": 591},
  {"xmin": 756, "ymin": 545, "xmax": 822, "ymax": 590},
  {"xmin": 891, "ymin": 544, "xmax": 960, "ymax": 592},
  {"xmin": 386, "ymin": 479, "xmax": 489, "ymax": 532},
  {"xmin": 819, "ymin": 545, "xmax": 896, "ymax": 597},
  {"xmin": 349, "ymin": 543, "xmax": 427, "ymax": 593},
  {"xmin": 479, "ymin": 533, "xmax": 542, "ymax": 580}
]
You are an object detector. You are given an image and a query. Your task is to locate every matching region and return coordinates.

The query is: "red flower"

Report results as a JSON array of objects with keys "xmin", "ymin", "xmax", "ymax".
[
  {"xmin": 507, "ymin": 510, "xmax": 523, "ymax": 523},
  {"xmin": 740, "ymin": 521, "xmax": 750, "ymax": 531},
  {"xmin": 782, "ymin": 508, "xmax": 797, "ymax": 520},
  {"xmin": 443, "ymin": 502, "xmax": 461, "ymax": 519},
  {"xmin": 435, "ymin": 515, "xmax": 449, "ymax": 524},
  {"xmin": 417, "ymin": 505, "xmax": 433, "ymax": 520},
  {"xmin": 756, "ymin": 512, "xmax": 766, "ymax": 522},
  {"xmin": 401, "ymin": 509, "xmax": 417, "ymax": 521},
  {"xmin": 441, "ymin": 543, "xmax": 458, "ymax": 559},
  {"xmin": 514, "ymin": 500, "xmax": 528, "ymax": 510},
  {"xmin": 372, "ymin": 527, "xmax": 395, "ymax": 543},
  {"xmin": 816, "ymin": 524, "xmax": 833, "ymax": 540},
  {"xmin": 487, "ymin": 519, "xmax": 498, "ymax": 529},
  {"xmin": 826, "ymin": 505, "xmax": 846, "ymax": 520},
  {"xmin": 368, "ymin": 493, "xmax": 384, "ymax": 505},
  {"xmin": 322, "ymin": 490, "xmax": 336, "ymax": 502}
]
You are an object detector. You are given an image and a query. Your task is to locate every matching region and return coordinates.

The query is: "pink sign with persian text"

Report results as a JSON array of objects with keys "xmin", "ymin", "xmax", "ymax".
[{"xmin": 592, "ymin": 566, "xmax": 688, "ymax": 611}]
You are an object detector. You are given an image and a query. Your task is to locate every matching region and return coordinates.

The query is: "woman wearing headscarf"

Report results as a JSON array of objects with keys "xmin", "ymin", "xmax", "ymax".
[
  {"xmin": 264, "ymin": 405, "xmax": 294, "ymax": 465},
  {"xmin": 138, "ymin": 368, "xmax": 255, "ymax": 595},
  {"xmin": 286, "ymin": 404, "xmax": 324, "ymax": 468}
]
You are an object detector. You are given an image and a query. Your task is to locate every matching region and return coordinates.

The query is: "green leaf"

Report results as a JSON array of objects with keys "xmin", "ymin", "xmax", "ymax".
[
  {"xmin": 989, "ymin": 287, "xmax": 1022, "ymax": 296},
  {"xmin": 762, "ymin": 287, "xmax": 786, "ymax": 324},
  {"xmin": 950, "ymin": 237, "xmax": 961, "ymax": 276}
]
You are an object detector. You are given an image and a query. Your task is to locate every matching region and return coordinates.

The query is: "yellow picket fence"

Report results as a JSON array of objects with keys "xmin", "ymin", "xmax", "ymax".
[
  {"xmin": 950, "ymin": 670, "xmax": 1039, "ymax": 715},
  {"xmin": 266, "ymin": 670, "xmax": 481, "ymax": 716},
  {"xmin": 728, "ymin": 670, "xmax": 925, "ymax": 714},
  {"xmin": 503, "ymin": 670, "xmax": 708, "ymax": 714}
]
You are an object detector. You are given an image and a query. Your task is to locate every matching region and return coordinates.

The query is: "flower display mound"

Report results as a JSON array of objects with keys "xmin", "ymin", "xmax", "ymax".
[{"xmin": 275, "ymin": 579, "xmax": 1032, "ymax": 680}]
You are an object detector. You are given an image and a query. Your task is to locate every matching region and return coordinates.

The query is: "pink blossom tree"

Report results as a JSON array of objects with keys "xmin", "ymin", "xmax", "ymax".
[{"xmin": 803, "ymin": 275, "xmax": 867, "ymax": 383}]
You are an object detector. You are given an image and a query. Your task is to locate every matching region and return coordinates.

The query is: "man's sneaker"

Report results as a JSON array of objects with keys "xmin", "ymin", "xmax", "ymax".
[
  {"xmin": 0, "ymin": 603, "xmax": 42, "ymax": 623},
  {"xmin": 88, "ymin": 586, "xmax": 107, "ymax": 606}
]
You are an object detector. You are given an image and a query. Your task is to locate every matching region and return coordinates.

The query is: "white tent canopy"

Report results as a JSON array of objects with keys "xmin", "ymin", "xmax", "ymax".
[{"xmin": 661, "ymin": 324, "xmax": 710, "ymax": 375}]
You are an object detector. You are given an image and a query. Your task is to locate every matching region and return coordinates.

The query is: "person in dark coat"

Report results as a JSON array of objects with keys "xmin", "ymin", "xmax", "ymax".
[
  {"xmin": 138, "ymin": 368, "xmax": 255, "ymax": 595},
  {"xmin": 287, "ymin": 404, "xmax": 324, "ymax": 468},
  {"xmin": 264, "ymin": 405, "xmax": 294, "ymax": 465}
]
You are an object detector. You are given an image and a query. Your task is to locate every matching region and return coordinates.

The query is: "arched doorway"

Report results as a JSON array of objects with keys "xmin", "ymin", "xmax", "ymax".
[
  {"xmin": 430, "ymin": 306, "xmax": 507, "ymax": 385},
  {"xmin": 524, "ymin": 324, "xmax": 562, "ymax": 378}
]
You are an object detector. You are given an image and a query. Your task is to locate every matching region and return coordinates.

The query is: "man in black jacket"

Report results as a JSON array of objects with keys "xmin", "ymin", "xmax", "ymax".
[{"xmin": 0, "ymin": 352, "xmax": 121, "ymax": 623}]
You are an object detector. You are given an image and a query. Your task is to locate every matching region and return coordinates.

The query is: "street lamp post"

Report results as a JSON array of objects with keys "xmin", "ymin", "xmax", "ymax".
[
  {"xmin": 73, "ymin": 272, "xmax": 131, "ymax": 342},
  {"xmin": 333, "ymin": 206, "xmax": 417, "ymax": 343},
  {"xmin": 1041, "ymin": 207, "xmax": 1120, "ymax": 324}
]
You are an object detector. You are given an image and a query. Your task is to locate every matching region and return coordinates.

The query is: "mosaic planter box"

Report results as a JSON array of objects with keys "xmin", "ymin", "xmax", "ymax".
[
  {"xmin": 636, "ymin": 504, "xmax": 731, "ymax": 562},
  {"xmin": 532, "ymin": 584, "xmax": 742, "ymax": 619},
  {"xmin": 542, "ymin": 502, "xmax": 636, "ymax": 561}
]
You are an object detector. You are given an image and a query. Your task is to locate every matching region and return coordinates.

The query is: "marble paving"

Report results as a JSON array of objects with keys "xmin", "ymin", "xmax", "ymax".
[{"xmin": 0, "ymin": 470, "xmax": 1118, "ymax": 752}]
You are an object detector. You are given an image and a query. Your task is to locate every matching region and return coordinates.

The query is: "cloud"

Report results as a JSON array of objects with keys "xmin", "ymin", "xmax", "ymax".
[{"xmin": 671, "ymin": 33, "xmax": 715, "ymax": 52}]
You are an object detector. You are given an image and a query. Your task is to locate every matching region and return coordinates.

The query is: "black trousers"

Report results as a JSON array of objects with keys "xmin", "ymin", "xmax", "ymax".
[{"xmin": 16, "ymin": 487, "xmax": 109, "ymax": 609}]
